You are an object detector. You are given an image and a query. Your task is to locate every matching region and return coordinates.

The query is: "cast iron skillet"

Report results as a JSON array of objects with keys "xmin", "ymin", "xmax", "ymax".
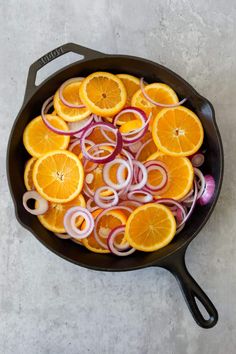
[{"xmin": 7, "ymin": 43, "xmax": 224, "ymax": 328}]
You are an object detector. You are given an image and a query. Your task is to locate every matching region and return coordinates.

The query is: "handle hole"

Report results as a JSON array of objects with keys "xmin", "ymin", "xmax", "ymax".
[
  {"xmin": 35, "ymin": 52, "xmax": 84, "ymax": 86},
  {"xmin": 195, "ymin": 297, "xmax": 210, "ymax": 321}
]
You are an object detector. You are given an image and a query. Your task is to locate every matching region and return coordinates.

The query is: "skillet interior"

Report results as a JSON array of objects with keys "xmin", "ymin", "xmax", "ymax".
[{"xmin": 7, "ymin": 55, "xmax": 223, "ymax": 271}]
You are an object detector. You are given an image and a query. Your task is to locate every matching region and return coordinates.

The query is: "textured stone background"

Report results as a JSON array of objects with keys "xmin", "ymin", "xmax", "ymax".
[{"xmin": 0, "ymin": 0, "xmax": 235, "ymax": 353}]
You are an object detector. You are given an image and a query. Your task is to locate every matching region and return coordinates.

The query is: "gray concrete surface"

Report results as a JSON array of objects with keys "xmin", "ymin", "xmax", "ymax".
[{"xmin": 0, "ymin": 0, "xmax": 235, "ymax": 353}]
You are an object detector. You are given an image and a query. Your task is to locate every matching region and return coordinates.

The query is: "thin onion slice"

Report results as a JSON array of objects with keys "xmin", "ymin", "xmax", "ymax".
[
  {"xmin": 191, "ymin": 153, "xmax": 205, "ymax": 167},
  {"xmin": 94, "ymin": 186, "xmax": 119, "ymax": 208},
  {"xmin": 81, "ymin": 122, "xmax": 123, "ymax": 163},
  {"xmin": 127, "ymin": 190, "xmax": 153, "ymax": 203},
  {"xmin": 198, "ymin": 175, "xmax": 215, "ymax": 206},
  {"xmin": 107, "ymin": 226, "xmax": 136, "ymax": 256},
  {"xmin": 41, "ymin": 96, "xmax": 92, "ymax": 136},
  {"xmin": 64, "ymin": 207, "xmax": 94, "ymax": 239},
  {"xmin": 129, "ymin": 160, "xmax": 147, "ymax": 191},
  {"xmin": 141, "ymin": 161, "xmax": 168, "ymax": 192},
  {"xmin": 23, "ymin": 191, "xmax": 48, "ymax": 215},
  {"xmin": 113, "ymin": 107, "xmax": 150, "ymax": 143},
  {"xmin": 103, "ymin": 158, "xmax": 132, "ymax": 190},
  {"xmin": 94, "ymin": 206, "xmax": 134, "ymax": 249},
  {"xmin": 140, "ymin": 77, "xmax": 187, "ymax": 107},
  {"xmin": 178, "ymin": 179, "xmax": 198, "ymax": 228},
  {"xmin": 155, "ymin": 198, "xmax": 187, "ymax": 223},
  {"xmin": 59, "ymin": 77, "xmax": 85, "ymax": 108}
]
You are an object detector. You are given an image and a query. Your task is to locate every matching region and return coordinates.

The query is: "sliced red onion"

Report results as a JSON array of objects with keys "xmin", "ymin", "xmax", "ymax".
[
  {"xmin": 59, "ymin": 77, "xmax": 85, "ymax": 108},
  {"xmin": 129, "ymin": 161, "xmax": 147, "ymax": 191},
  {"xmin": 107, "ymin": 226, "xmax": 136, "ymax": 256},
  {"xmin": 194, "ymin": 168, "xmax": 207, "ymax": 200},
  {"xmin": 103, "ymin": 158, "xmax": 132, "ymax": 190},
  {"xmin": 178, "ymin": 179, "xmax": 198, "ymax": 228},
  {"xmin": 142, "ymin": 161, "xmax": 168, "ymax": 192},
  {"xmin": 140, "ymin": 77, "xmax": 187, "ymax": 107},
  {"xmin": 93, "ymin": 114, "xmax": 103, "ymax": 122},
  {"xmin": 68, "ymin": 115, "xmax": 94, "ymax": 137},
  {"xmin": 94, "ymin": 186, "xmax": 119, "ymax": 208},
  {"xmin": 23, "ymin": 191, "xmax": 48, "ymax": 215},
  {"xmin": 135, "ymin": 138, "xmax": 153, "ymax": 161},
  {"xmin": 191, "ymin": 153, "xmax": 205, "ymax": 167},
  {"xmin": 198, "ymin": 175, "xmax": 215, "ymax": 206},
  {"xmin": 86, "ymin": 198, "xmax": 100, "ymax": 212},
  {"xmin": 41, "ymin": 96, "xmax": 90, "ymax": 136},
  {"xmin": 94, "ymin": 206, "xmax": 132, "ymax": 249},
  {"xmin": 127, "ymin": 190, "xmax": 153, "ymax": 203},
  {"xmin": 114, "ymin": 107, "xmax": 150, "ymax": 143},
  {"xmin": 81, "ymin": 122, "xmax": 123, "ymax": 163},
  {"xmin": 155, "ymin": 198, "xmax": 187, "ymax": 223},
  {"xmin": 54, "ymin": 233, "xmax": 71, "ymax": 240},
  {"xmin": 83, "ymin": 159, "xmax": 98, "ymax": 173},
  {"xmin": 129, "ymin": 141, "xmax": 142, "ymax": 154},
  {"xmin": 64, "ymin": 207, "xmax": 94, "ymax": 239}
]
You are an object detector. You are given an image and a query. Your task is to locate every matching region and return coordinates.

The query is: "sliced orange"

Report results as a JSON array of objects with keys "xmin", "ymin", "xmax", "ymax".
[
  {"xmin": 117, "ymin": 74, "xmax": 140, "ymax": 106},
  {"xmin": 38, "ymin": 194, "xmax": 86, "ymax": 233},
  {"xmin": 82, "ymin": 209, "xmax": 110, "ymax": 253},
  {"xmin": 23, "ymin": 115, "xmax": 70, "ymax": 158},
  {"xmin": 33, "ymin": 150, "xmax": 84, "ymax": 203},
  {"xmin": 116, "ymin": 74, "xmax": 140, "ymax": 124},
  {"xmin": 147, "ymin": 152, "xmax": 194, "ymax": 200},
  {"xmin": 54, "ymin": 81, "xmax": 91, "ymax": 122},
  {"xmin": 96, "ymin": 209, "xmax": 127, "ymax": 244},
  {"xmin": 79, "ymin": 72, "xmax": 127, "ymax": 117},
  {"xmin": 131, "ymin": 83, "xmax": 179, "ymax": 127},
  {"xmin": 24, "ymin": 157, "xmax": 37, "ymax": 190},
  {"xmin": 125, "ymin": 203, "xmax": 176, "ymax": 252},
  {"xmin": 152, "ymin": 106, "xmax": 204, "ymax": 156}
]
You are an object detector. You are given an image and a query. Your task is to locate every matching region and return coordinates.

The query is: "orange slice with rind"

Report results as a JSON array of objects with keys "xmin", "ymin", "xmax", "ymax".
[
  {"xmin": 23, "ymin": 115, "xmax": 70, "ymax": 158},
  {"xmin": 125, "ymin": 203, "xmax": 176, "ymax": 252},
  {"xmin": 152, "ymin": 106, "xmax": 204, "ymax": 156},
  {"xmin": 79, "ymin": 72, "xmax": 127, "ymax": 117},
  {"xmin": 33, "ymin": 150, "xmax": 84, "ymax": 203}
]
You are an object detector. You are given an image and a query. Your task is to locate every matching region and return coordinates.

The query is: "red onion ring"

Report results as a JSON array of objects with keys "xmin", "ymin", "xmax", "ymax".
[
  {"xmin": 178, "ymin": 179, "xmax": 198, "ymax": 228},
  {"xmin": 155, "ymin": 198, "xmax": 187, "ymax": 223},
  {"xmin": 23, "ymin": 191, "xmax": 48, "ymax": 215},
  {"xmin": 94, "ymin": 186, "xmax": 119, "ymax": 208},
  {"xmin": 198, "ymin": 175, "xmax": 215, "ymax": 206},
  {"xmin": 140, "ymin": 77, "xmax": 187, "ymax": 107},
  {"xmin": 141, "ymin": 161, "xmax": 168, "ymax": 192},
  {"xmin": 127, "ymin": 190, "xmax": 153, "ymax": 203},
  {"xmin": 113, "ymin": 107, "xmax": 149, "ymax": 143},
  {"xmin": 129, "ymin": 161, "xmax": 147, "ymax": 191},
  {"xmin": 135, "ymin": 138, "xmax": 153, "ymax": 161},
  {"xmin": 129, "ymin": 141, "xmax": 142, "ymax": 154},
  {"xmin": 64, "ymin": 207, "xmax": 94, "ymax": 239},
  {"xmin": 68, "ymin": 115, "xmax": 94, "ymax": 137},
  {"xmin": 81, "ymin": 122, "xmax": 123, "ymax": 163},
  {"xmin": 107, "ymin": 226, "xmax": 136, "ymax": 256},
  {"xmin": 41, "ymin": 96, "xmax": 91, "ymax": 136},
  {"xmin": 103, "ymin": 158, "xmax": 132, "ymax": 190},
  {"xmin": 94, "ymin": 206, "xmax": 133, "ymax": 249},
  {"xmin": 59, "ymin": 77, "xmax": 85, "ymax": 108},
  {"xmin": 191, "ymin": 153, "xmax": 205, "ymax": 167},
  {"xmin": 86, "ymin": 199, "xmax": 100, "ymax": 212}
]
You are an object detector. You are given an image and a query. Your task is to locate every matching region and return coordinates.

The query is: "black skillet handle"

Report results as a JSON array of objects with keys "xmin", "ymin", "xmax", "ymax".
[
  {"xmin": 24, "ymin": 43, "xmax": 105, "ymax": 102},
  {"xmin": 161, "ymin": 247, "xmax": 218, "ymax": 328}
]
